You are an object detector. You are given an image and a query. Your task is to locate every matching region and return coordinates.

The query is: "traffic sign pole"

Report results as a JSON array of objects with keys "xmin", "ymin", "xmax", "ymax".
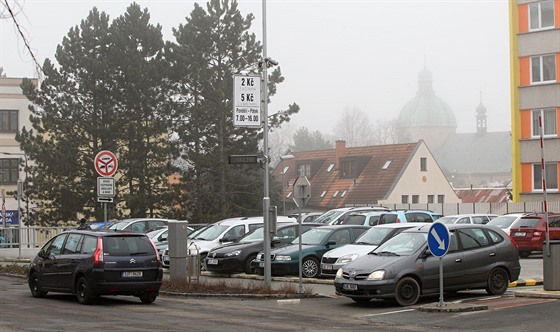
[{"xmin": 427, "ymin": 222, "xmax": 450, "ymax": 307}]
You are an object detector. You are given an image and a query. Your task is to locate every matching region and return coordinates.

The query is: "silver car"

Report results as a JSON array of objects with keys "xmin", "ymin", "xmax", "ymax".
[
  {"xmin": 334, "ymin": 224, "xmax": 520, "ymax": 306},
  {"xmin": 321, "ymin": 223, "xmax": 428, "ymax": 277}
]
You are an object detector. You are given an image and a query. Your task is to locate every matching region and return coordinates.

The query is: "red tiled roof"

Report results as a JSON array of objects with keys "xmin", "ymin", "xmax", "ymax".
[
  {"xmin": 455, "ymin": 188, "xmax": 510, "ymax": 203},
  {"xmin": 274, "ymin": 142, "xmax": 419, "ymax": 209}
]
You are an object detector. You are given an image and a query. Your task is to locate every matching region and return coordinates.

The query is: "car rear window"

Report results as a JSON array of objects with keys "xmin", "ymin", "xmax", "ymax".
[
  {"xmin": 103, "ymin": 236, "xmax": 155, "ymax": 256},
  {"xmin": 379, "ymin": 214, "xmax": 398, "ymax": 224},
  {"xmin": 513, "ymin": 217, "xmax": 542, "ymax": 229}
]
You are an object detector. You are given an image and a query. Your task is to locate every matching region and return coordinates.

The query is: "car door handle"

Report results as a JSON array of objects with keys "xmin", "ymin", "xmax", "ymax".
[
  {"xmin": 489, "ymin": 253, "xmax": 496, "ymax": 257},
  {"xmin": 455, "ymin": 258, "xmax": 462, "ymax": 263}
]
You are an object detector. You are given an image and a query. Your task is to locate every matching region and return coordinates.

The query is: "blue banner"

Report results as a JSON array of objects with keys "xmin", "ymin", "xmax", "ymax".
[{"xmin": 1, "ymin": 210, "xmax": 19, "ymax": 226}]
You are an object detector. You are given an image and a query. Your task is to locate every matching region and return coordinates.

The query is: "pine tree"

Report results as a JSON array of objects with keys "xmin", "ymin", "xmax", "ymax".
[{"xmin": 167, "ymin": 0, "xmax": 297, "ymax": 222}]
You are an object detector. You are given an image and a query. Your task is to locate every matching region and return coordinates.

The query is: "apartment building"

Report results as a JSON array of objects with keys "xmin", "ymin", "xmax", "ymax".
[{"xmin": 509, "ymin": 0, "xmax": 560, "ymax": 202}]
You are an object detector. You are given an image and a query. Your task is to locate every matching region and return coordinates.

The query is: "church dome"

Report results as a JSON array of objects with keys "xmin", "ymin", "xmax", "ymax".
[
  {"xmin": 476, "ymin": 100, "xmax": 487, "ymax": 115},
  {"xmin": 397, "ymin": 67, "xmax": 457, "ymax": 128}
]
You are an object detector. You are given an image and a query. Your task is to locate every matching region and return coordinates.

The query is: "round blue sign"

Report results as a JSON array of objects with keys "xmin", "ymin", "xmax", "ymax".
[{"xmin": 427, "ymin": 222, "xmax": 450, "ymax": 257}]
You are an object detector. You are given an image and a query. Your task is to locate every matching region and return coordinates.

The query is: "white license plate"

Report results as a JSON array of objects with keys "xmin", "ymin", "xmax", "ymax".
[
  {"xmin": 121, "ymin": 271, "xmax": 143, "ymax": 278},
  {"xmin": 342, "ymin": 283, "xmax": 357, "ymax": 291},
  {"xmin": 514, "ymin": 232, "xmax": 526, "ymax": 237},
  {"xmin": 259, "ymin": 262, "xmax": 264, "ymax": 268},
  {"xmin": 321, "ymin": 264, "xmax": 333, "ymax": 270},
  {"xmin": 207, "ymin": 258, "xmax": 218, "ymax": 265}
]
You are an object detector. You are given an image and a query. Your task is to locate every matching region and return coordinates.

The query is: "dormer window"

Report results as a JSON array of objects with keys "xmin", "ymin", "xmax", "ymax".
[
  {"xmin": 340, "ymin": 160, "xmax": 355, "ymax": 179},
  {"xmin": 298, "ymin": 163, "xmax": 311, "ymax": 177}
]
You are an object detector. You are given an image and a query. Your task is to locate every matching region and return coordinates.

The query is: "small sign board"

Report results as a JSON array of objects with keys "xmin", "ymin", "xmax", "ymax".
[
  {"xmin": 228, "ymin": 155, "xmax": 259, "ymax": 164},
  {"xmin": 97, "ymin": 196, "xmax": 114, "ymax": 203},
  {"xmin": 97, "ymin": 177, "xmax": 115, "ymax": 197},
  {"xmin": 428, "ymin": 222, "xmax": 450, "ymax": 257},
  {"xmin": 292, "ymin": 176, "xmax": 311, "ymax": 208},
  {"xmin": 233, "ymin": 74, "xmax": 261, "ymax": 128}
]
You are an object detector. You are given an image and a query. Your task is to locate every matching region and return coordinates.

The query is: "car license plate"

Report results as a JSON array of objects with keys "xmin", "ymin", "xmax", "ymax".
[
  {"xmin": 514, "ymin": 232, "xmax": 526, "ymax": 237},
  {"xmin": 259, "ymin": 262, "xmax": 264, "ymax": 268},
  {"xmin": 342, "ymin": 283, "xmax": 357, "ymax": 291},
  {"xmin": 207, "ymin": 258, "xmax": 218, "ymax": 265},
  {"xmin": 321, "ymin": 263, "xmax": 333, "ymax": 270},
  {"xmin": 121, "ymin": 271, "xmax": 143, "ymax": 278}
]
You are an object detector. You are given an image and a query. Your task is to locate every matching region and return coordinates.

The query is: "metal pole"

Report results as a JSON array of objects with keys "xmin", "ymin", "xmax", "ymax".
[
  {"xmin": 438, "ymin": 257, "xmax": 444, "ymax": 307},
  {"xmin": 538, "ymin": 114, "xmax": 550, "ymax": 256},
  {"xmin": 297, "ymin": 196, "xmax": 304, "ymax": 294},
  {"xmin": 104, "ymin": 203, "xmax": 108, "ymax": 223},
  {"xmin": 17, "ymin": 179, "xmax": 22, "ymax": 258},
  {"xmin": 282, "ymin": 160, "xmax": 285, "ymax": 215},
  {"xmin": 261, "ymin": 0, "xmax": 272, "ymax": 288}
]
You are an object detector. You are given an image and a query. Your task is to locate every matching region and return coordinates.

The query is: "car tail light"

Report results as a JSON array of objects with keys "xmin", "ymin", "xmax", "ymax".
[
  {"xmin": 506, "ymin": 233, "xmax": 519, "ymax": 249},
  {"xmin": 149, "ymin": 238, "xmax": 161, "ymax": 264},
  {"xmin": 534, "ymin": 232, "xmax": 542, "ymax": 236},
  {"xmin": 93, "ymin": 237, "xmax": 104, "ymax": 265},
  {"xmin": 396, "ymin": 218, "xmax": 401, "ymax": 223}
]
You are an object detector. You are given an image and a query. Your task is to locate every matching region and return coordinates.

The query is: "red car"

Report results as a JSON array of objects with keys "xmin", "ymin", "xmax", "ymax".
[{"xmin": 509, "ymin": 213, "xmax": 560, "ymax": 257}]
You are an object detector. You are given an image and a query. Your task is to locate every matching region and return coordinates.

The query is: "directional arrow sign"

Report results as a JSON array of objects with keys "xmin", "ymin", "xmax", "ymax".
[
  {"xmin": 97, "ymin": 196, "xmax": 114, "ymax": 203},
  {"xmin": 427, "ymin": 222, "xmax": 450, "ymax": 257}
]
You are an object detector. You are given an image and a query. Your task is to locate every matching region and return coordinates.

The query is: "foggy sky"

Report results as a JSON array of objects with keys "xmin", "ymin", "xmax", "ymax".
[{"xmin": 1, "ymin": 0, "xmax": 512, "ymax": 135}]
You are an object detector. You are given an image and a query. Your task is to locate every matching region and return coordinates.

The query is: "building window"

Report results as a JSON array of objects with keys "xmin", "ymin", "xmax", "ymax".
[
  {"xmin": 529, "ymin": 0, "xmax": 554, "ymax": 31},
  {"xmin": 0, "ymin": 110, "xmax": 18, "ymax": 132},
  {"xmin": 326, "ymin": 163, "xmax": 335, "ymax": 172},
  {"xmin": 437, "ymin": 195, "xmax": 445, "ymax": 204},
  {"xmin": 341, "ymin": 190, "xmax": 347, "ymax": 197},
  {"xmin": 428, "ymin": 195, "xmax": 434, "ymax": 204},
  {"xmin": 533, "ymin": 163, "xmax": 559, "ymax": 190},
  {"xmin": 340, "ymin": 160, "xmax": 355, "ymax": 179},
  {"xmin": 420, "ymin": 157, "xmax": 427, "ymax": 171},
  {"xmin": 401, "ymin": 195, "xmax": 409, "ymax": 204},
  {"xmin": 532, "ymin": 109, "xmax": 557, "ymax": 137},
  {"xmin": 297, "ymin": 164, "xmax": 311, "ymax": 177},
  {"xmin": 0, "ymin": 158, "xmax": 20, "ymax": 184},
  {"xmin": 281, "ymin": 166, "xmax": 289, "ymax": 175},
  {"xmin": 382, "ymin": 160, "xmax": 392, "ymax": 170},
  {"xmin": 333, "ymin": 190, "xmax": 339, "ymax": 197},
  {"xmin": 531, "ymin": 54, "xmax": 556, "ymax": 84},
  {"xmin": 412, "ymin": 195, "xmax": 419, "ymax": 204},
  {"xmin": 320, "ymin": 191, "xmax": 327, "ymax": 198}
]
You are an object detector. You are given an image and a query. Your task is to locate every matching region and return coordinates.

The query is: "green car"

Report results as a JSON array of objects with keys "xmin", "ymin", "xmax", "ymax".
[{"xmin": 253, "ymin": 225, "xmax": 370, "ymax": 278}]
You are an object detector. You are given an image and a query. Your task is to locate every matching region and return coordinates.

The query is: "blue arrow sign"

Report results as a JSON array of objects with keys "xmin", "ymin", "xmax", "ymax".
[{"xmin": 428, "ymin": 222, "xmax": 450, "ymax": 257}]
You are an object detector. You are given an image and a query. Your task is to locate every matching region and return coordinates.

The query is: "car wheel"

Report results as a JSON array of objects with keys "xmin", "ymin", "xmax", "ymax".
[
  {"xmin": 351, "ymin": 297, "xmax": 371, "ymax": 304},
  {"xmin": 485, "ymin": 267, "xmax": 509, "ymax": 295},
  {"xmin": 76, "ymin": 276, "xmax": 96, "ymax": 305},
  {"xmin": 244, "ymin": 254, "xmax": 257, "ymax": 274},
  {"xmin": 29, "ymin": 272, "xmax": 48, "ymax": 298},
  {"xmin": 394, "ymin": 277, "xmax": 420, "ymax": 306},
  {"xmin": 519, "ymin": 251, "xmax": 530, "ymax": 258},
  {"xmin": 139, "ymin": 292, "xmax": 158, "ymax": 304},
  {"xmin": 302, "ymin": 257, "xmax": 319, "ymax": 278}
]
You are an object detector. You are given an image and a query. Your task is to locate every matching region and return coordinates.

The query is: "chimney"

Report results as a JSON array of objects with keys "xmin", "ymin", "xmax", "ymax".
[{"xmin": 335, "ymin": 140, "xmax": 346, "ymax": 166}]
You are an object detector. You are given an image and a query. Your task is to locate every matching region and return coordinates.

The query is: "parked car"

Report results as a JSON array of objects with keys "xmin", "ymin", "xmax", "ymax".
[
  {"xmin": 378, "ymin": 210, "xmax": 443, "ymax": 224},
  {"xmin": 253, "ymin": 225, "xmax": 370, "ymax": 278},
  {"xmin": 334, "ymin": 224, "xmax": 521, "ymax": 306},
  {"xmin": 28, "ymin": 229, "xmax": 163, "ymax": 304},
  {"xmin": 509, "ymin": 213, "xmax": 560, "ymax": 257},
  {"xmin": 205, "ymin": 223, "xmax": 320, "ymax": 274},
  {"xmin": 321, "ymin": 223, "xmax": 429, "ymax": 277},
  {"xmin": 486, "ymin": 213, "xmax": 526, "ymax": 235},
  {"xmin": 88, "ymin": 221, "xmax": 115, "ymax": 231},
  {"xmin": 107, "ymin": 218, "xmax": 176, "ymax": 233},
  {"xmin": 313, "ymin": 206, "xmax": 390, "ymax": 225},
  {"xmin": 161, "ymin": 216, "xmax": 297, "ymax": 268},
  {"xmin": 289, "ymin": 212, "xmax": 324, "ymax": 223},
  {"xmin": 437, "ymin": 213, "xmax": 498, "ymax": 225},
  {"xmin": 333, "ymin": 211, "xmax": 386, "ymax": 226}
]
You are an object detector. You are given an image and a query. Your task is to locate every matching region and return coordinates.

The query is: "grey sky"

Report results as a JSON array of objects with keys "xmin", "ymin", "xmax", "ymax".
[{"xmin": 1, "ymin": 0, "xmax": 511, "ymax": 135}]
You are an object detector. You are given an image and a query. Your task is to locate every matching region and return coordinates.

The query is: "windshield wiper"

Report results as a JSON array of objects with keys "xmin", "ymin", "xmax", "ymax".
[
  {"xmin": 354, "ymin": 241, "xmax": 373, "ymax": 245},
  {"xmin": 373, "ymin": 251, "xmax": 399, "ymax": 256}
]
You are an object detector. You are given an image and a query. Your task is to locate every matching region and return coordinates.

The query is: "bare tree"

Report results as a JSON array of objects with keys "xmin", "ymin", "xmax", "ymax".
[
  {"xmin": 333, "ymin": 107, "xmax": 374, "ymax": 147},
  {"xmin": 371, "ymin": 118, "xmax": 399, "ymax": 145}
]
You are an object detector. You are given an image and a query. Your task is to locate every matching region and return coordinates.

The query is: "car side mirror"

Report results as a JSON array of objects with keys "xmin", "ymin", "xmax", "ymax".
[
  {"xmin": 326, "ymin": 240, "xmax": 337, "ymax": 247},
  {"xmin": 271, "ymin": 239, "xmax": 281, "ymax": 246},
  {"xmin": 38, "ymin": 249, "xmax": 46, "ymax": 258},
  {"xmin": 158, "ymin": 235, "xmax": 167, "ymax": 242},
  {"xmin": 422, "ymin": 248, "xmax": 433, "ymax": 258}
]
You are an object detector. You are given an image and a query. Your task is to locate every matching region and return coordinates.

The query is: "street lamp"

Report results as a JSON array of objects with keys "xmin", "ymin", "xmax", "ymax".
[{"xmin": 280, "ymin": 154, "xmax": 294, "ymax": 215}]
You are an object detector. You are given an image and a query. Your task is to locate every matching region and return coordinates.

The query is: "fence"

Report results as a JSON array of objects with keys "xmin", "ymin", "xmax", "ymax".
[{"xmin": 0, "ymin": 226, "xmax": 68, "ymax": 249}]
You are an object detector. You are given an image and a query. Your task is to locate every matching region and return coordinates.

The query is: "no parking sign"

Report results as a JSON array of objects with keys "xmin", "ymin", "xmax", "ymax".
[{"xmin": 94, "ymin": 150, "xmax": 118, "ymax": 177}]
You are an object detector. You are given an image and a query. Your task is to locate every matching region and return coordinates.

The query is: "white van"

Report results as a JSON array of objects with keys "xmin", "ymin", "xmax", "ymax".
[{"xmin": 161, "ymin": 216, "xmax": 296, "ymax": 267}]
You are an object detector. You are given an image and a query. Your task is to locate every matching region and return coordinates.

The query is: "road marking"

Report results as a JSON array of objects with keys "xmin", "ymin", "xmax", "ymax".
[
  {"xmin": 277, "ymin": 299, "xmax": 300, "ymax": 304},
  {"xmin": 359, "ymin": 308, "xmax": 415, "ymax": 317}
]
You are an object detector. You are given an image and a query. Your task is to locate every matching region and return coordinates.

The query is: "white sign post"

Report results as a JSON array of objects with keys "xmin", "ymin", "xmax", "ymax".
[
  {"xmin": 94, "ymin": 151, "xmax": 118, "ymax": 222},
  {"xmin": 233, "ymin": 74, "xmax": 261, "ymax": 128}
]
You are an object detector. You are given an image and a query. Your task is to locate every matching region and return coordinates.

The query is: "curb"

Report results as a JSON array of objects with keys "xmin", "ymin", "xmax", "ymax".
[{"xmin": 508, "ymin": 278, "xmax": 543, "ymax": 287}]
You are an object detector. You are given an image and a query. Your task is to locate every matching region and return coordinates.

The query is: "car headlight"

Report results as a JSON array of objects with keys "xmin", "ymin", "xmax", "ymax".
[
  {"xmin": 275, "ymin": 255, "xmax": 292, "ymax": 261},
  {"xmin": 256, "ymin": 253, "xmax": 263, "ymax": 260},
  {"xmin": 224, "ymin": 250, "xmax": 241, "ymax": 257},
  {"xmin": 335, "ymin": 268, "xmax": 343, "ymax": 278},
  {"xmin": 336, "ymin": 254, "xmax": 359, "ymax": 264},
  {"xmin": 367, "ymin": 270, "xmax": 385, "ymax": 280}
]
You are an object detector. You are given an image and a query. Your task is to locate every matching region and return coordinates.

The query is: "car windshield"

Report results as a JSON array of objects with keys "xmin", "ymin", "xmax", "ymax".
[
  {"xmin": 487, "ymin": 216, "xmax": 518, "ymax": 229},
  {"xmin": 371, "ymin": 232, "xmax": 427, "ymax": 256},
  {"xmin": 313, "ymin": 211, "xmax": 345, "ymax": 224},
  {"xmin": 187, "ymin": 226, "xmax": 208, "ymax": 239},
  {"xmin": 237, "ymin": 227, "xmax": 265, "ymax": 243},
  {"xmin": 107, "ymin": 221, "xmax": 130, "ymax": 231},
  {"xmin": 438, "ymin": 216, "xmax": 459, "ymax": 224},
  {"xmin": 193, "ymin": 225, "xmax": 228, "ymax": 241},
  {"xmin": 354, "ymin": 227, "xmax": 393, "ymax": 245},
  {"xmin": 292, "ymin": 228, "xmax": 332, "ymax": 245}
]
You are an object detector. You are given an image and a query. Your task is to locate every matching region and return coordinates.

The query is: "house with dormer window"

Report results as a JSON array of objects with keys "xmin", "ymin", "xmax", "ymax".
[{"xmin": 274, "ymin": 140, "xmax": 460, "ymax": 211}]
